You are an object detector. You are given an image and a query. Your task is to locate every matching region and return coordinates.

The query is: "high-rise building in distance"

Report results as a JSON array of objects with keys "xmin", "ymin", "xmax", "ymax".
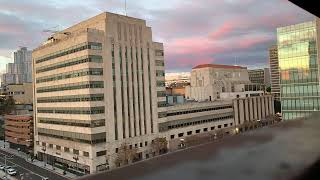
[
  {"xmin": 277, "ymin": 19, "xmax": 320, "ymax": 120},
  {"xmin": 32, "ymin": 12, "xmax": 165, "ymax": 173},
  {"xmin": 1, "ymin": 47, "xmax": 32, "ymax": 85},
  {"xmin": 269, "ymin": 45, "xmax": 280, "ymax": 100}
]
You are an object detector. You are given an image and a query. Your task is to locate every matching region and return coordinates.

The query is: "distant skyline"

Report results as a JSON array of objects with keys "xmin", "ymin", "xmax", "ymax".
[{"xmin": 0, "ymin": 0, "xmax": 314, "ymax": 73}]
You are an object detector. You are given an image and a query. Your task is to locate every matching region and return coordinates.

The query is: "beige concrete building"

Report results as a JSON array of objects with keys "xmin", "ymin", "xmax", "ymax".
[
  {"xmin": 33, "ymin": 12, "xmax": 165, "ymax": 173},
  {"xmin": 2, "ymin": 83, "xmax": 33, "ymax": 104},
  {"xmin": 158, "ymin": 94, "xmax": 274, "ymax": 150},
  {"xmin": 185, "ymin": 64, "xmax": 251, "ymax": 101},
  {"xmin": 233, "ymin": 95, "xmax": 274, "ymax": 126},
  {"xmin": 269, "ymin": 45, "xmax": 280, "ymax": 100}
]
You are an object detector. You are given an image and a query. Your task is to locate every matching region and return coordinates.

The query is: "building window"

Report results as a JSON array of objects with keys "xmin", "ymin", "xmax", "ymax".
[
  {"xmin": 187, "ymin": 131, "xmax": 192, "ymax": 135},
  {"xmin": 203, "ymin": 128, "xmax": 208, "ymax": 132},
  {"xmin": 56, "ymin": 145, "xmax": 61, "ymax": 150},
  {"xmin": 64, "ymin": 147, "xmax": 70, "ymax": 152},
  {"xmin": 224, "ymin": 124, "xmax": 228, "ymax": 127},
  {"xmin": 115, "ymin": 148, "xmax": 119, "ymax": 153},
  {"xmin": 170, "ymin": 135, "xmax": 175, "ymax": 139},
  {"xmin": 211, "ymin": 126, "xmax": 215, "ymax": 130},
  {"xmin": 140, "ymin": 143, "xmax": 143, "ymax": 147},
  {"xmin": 196, "ymin": 130, "xmax": 200, "ymax": 134},
  {"xmin": 96, "ymin": 150, "xmax": 106, "ymax": 157},
  {"xmin": 42, "ymin": 142, "xmax": 46, "ymax": 146},
  {"xmin": 145, "ymin": 141, "xmax": 148, "ymax": 146},
  {"xmin": 73, "ymin": 149, "xmax": 79, "ymax": 155},
  {"xmin": 218, "ymin": 125, "xmax": 222, "ymax": 129},
  {"xmin": 178, "ymin": 133, "xmax": 184, "ymax": 137},
  {"xmin": 135, "ymin": 144, "xmax": 138, "ymax": 148},
  {"xmin": 36, "ymin": 141, "xmax": 39, "ymax": 145},
  {"xmin": 230, "ymin": 123, "xmax": 233, "ymax": 126},
  {"xmin": 83, "ymin": 151, "xmax": 89, "ymax": 157},
  {"xmin": 129, "ymin": 145, "xmax": 132, "ymax": 149},
  {"xmin": 49, "ymin": 144, "xmax": 53, "ymax": 149}
]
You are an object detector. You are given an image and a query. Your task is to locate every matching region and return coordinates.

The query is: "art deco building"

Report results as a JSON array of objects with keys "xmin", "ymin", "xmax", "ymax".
[{"xmin": 32, "ymin": 12, "xmax": 165, "ymax": 173}]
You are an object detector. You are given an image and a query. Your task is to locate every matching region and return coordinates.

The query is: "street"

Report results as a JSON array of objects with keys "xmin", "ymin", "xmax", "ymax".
[{"xmin": 0, "ymin": 148, "xmax": 68, "ymax": 180}]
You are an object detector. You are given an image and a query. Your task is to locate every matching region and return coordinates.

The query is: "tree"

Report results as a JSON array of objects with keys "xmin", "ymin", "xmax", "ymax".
[
  {"xmin": 114, "ymin": 143, "xmax": 137, "ymax": 166},
  {"xmin": 0, "ymin": 96, "xmax": 16, "ymax": 115},
  {"xmin": 266, "ymin": 86, "xmax": 271, "ymax": 93},
  {"xmin": 151, "ymin": 137, "xmax": 168, "ymax": 155}
]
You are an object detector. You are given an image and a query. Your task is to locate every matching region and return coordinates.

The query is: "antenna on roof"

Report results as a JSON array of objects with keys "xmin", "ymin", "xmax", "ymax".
[{"xmin": 125, "ymin": 0, "xmax": 127, "ymax": 16}]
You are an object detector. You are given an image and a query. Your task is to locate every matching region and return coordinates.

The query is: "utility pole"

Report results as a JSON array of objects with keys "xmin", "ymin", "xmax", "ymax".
[{"xmin": 3, "ymin": 154, "xmax": 14, "ymax": 179}]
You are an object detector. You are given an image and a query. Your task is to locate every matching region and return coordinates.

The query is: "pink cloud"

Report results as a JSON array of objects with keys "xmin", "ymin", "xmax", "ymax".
[
  {"xmin": 238, "ymin": 36, "xmax": 273, "ymax": 49},
  {"xmin": 209, "ymin": 21, "xmax": 238, "ymax": 39}
]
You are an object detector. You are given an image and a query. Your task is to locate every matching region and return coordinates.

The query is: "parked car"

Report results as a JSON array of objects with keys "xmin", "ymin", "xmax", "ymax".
[
  {"xmin": 5, "ymin": 166, "xmax": 12, "ymax": 170},
  {"xmin": 0, "ymin": 164, "xmax": 5, "ymax": 170},
  {"xmin": 6, "ymin": 168, "xmax": 17, "ymax": 176}
]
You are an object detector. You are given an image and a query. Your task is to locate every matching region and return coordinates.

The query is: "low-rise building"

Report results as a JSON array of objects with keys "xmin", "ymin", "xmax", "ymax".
[
  {"xmin": 5, "ymin": 114, "xmax": 33, "ymax": 153},
  {"xmin": 185, "ymin": 64, "xmax": 252, "ymax": 101},
  {"xmin": 158, "ymin": 94, "xmax": 274, "ymax": 150},
  {"xmin": 1, "ymin": 83, "xmax": 33, "ymax": 104}
]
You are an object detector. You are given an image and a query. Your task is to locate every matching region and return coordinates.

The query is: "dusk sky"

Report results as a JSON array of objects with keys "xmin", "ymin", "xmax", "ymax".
[{"xmin": 0, "ymin": 0, "xmax": 314, "ymax": 73}]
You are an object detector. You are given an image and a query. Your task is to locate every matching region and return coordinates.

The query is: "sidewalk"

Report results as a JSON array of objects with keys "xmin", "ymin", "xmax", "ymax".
[{"xmin": 0, "ymin": 141, "xmax": 77, "ymax": 179}]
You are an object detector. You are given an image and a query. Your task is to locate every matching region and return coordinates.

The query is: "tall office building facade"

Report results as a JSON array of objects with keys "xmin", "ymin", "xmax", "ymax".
[
  {"xmin": 1, "ymin": 47, "xmax": 32, "ymax": 85},
  {"xmin": 32, "ymin": 12, "xmax": 165, "ymax": 173},
  {"xmin": 277, "ymin": 19, "xmax": 320, "ymax": 120},
  {"xmin": 269, "ymin": 45, "xmax": 280, "ymax": 100}
]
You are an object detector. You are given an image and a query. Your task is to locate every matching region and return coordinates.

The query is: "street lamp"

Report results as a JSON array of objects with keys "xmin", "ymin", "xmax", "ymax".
[
  {"xmin": 179, "ymin": 138, "xmax": 185, "ymax": 149},
  {"xmin": 235, "ymin": 127, "xmax": 239, "ymax": 134},
  {"xmin": 41, "ymin": 146, "xmax": 47, "ymax": 166},
  {"xmin": 73, "ymin": 155, "xmax": 79, "ymax": 172}
]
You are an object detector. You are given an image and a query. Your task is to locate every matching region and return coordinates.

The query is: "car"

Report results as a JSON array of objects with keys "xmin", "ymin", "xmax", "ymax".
[
  {"xmin": 5, "ymin": 166, "xmax": 12, "ymax": 170},
  {"xmin": 6, "ymin": 168, "xmax": 17, "ymax": 176},
  {"xmin": 0, "ymin": 164, "xmax": 5, "ymax": 170}
]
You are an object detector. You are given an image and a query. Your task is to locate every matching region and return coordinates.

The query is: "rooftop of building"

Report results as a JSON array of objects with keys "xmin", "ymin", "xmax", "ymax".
[
  {"xmin": 192, "ymin": 64, "xmax": 247, "ymax": 70},
  {"xmin": 166, "ymin": 99, "xmax": 233, "ymax": 110},
  {"xmin": 79, "ymin": 114, "xmax": 320, "ymax": 180}
]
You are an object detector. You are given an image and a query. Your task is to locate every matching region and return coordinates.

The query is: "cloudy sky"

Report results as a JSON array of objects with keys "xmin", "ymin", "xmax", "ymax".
[{"xmin": 0, "ymin": 0, "xmax": 314, "ymax": 73}]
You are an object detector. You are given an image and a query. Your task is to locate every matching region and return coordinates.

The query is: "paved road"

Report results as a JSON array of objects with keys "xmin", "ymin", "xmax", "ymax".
[{"xmin": 0, "ymin": 149, "xmax": 68, "ymax": 180}]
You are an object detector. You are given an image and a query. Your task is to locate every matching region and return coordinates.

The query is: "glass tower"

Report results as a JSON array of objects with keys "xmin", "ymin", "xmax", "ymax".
[{"xmin": 277, "ymin": 20, "xmax": 320, "ymax": 120}]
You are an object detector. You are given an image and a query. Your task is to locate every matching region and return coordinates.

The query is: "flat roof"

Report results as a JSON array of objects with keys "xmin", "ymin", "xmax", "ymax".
[
  {"xmin": 192, "ymin": 64, "xmax": 247, "ymax": 70},
  {"xmin": 80, "ymin": 114, "xmax": 320, "ymax": 180}
]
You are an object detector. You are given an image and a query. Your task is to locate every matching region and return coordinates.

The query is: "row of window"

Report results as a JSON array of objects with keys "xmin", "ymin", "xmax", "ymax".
[
  {"xmin": 157, "ymin": 91, "xmax": 166, "ymax": 97},
  {"xmin": 38, "ymin": 128, "xmax": 106, "ymax": 144},
  {"xmin": 155, "ymin": 60, "xmax": 164, "ymax": 66},
  {"xmin": 170, "ymin": 123, "xmax": 233, "ymax": 139},
  {"xmin": 37, "ymin": 107, "xmax": 105, "ymax": 114},
  {"xmin": 158, "ymin": 101, "xmax": 167, "ymax": 107},
  {"xmin": 158, "ymin": 112, "xmax": 167, "ymax": 118},
  {"xmin": 157, "ymin": 81, "xmax": 165, "ymax": 87},
  {"xmin": 37, "ymin": 81, "xmax": 104, "ymax": 93},
  {"xmin": 38, "ymin": 142, "xmax": 96, "ymax": 158},
  {"xmin": 36, "ymin": 55, "xmax": 103, "ymax": 74},
  {"xmin": 39, "ymin": 118, "xmax": 105, "ymax": 127},
  {"xmin": 159, "ymin": 114, "xmax": 234, "ymax": 132},
  {"xmin": 156, "ymin": 70, "xmax": 165, "ymax": 77},
  {"xmin": 115, "ymin": 141, "xmax": 149, "ymax": 153},
  {"xmin": 166, "ymin": 105, "xmax": 233, "ymax": 117},
  {"xmin": 37, "ymin": 94, "xmax": 104, "ymax": 103},
  {"xmin": 36, "ymin": 68, "xmax": 103, "ymax": 83},
  {"xmin": 35, "ymin": 42, "xmax": 102, "ymax": 64},
  {"xmin": 155, "ymin": 50, "xmax": 164, "ymax": 56}
]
